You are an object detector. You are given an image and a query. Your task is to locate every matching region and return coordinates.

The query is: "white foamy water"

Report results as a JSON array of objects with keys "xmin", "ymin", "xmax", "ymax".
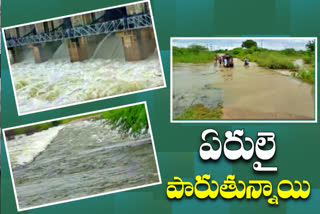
[
  {"xmin": 6, "ymin": 125, "xmax": 65, "ymax": 169},
  {"xmin": 7, "ymin": 120, "xmax": 150, "ymax": 170},
  {"xmin": 11, "ymin": 35, "xmax": 164, "ymax": 114},
  {"xmin": 8, "ymin": 119, "xmax": 158, "ymax": 209}
]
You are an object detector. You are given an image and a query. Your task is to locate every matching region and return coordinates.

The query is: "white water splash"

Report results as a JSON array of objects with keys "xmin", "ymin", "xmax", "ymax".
[
  {"xmin": 7, "ymin": 120, "xmax": 151, "ymax": 169},
  {"xmin": 11, "ymin": 35, "xmax": 164, "ymax": 114},
  {"xmin": 7, "ymin": 125, "xmax": 65, "ymax": 169},
  {"xmin": 9, "ymin": 119, "xmax": 157, "ymax": 209}
]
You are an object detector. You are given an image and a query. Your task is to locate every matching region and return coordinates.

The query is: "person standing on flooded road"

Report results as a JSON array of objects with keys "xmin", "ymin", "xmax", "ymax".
[
  {"xmin": 218, "ymin": 56, "xmax": 222, "ymax": 66},
  {"xmin": 229, "ymin": 58, "xmax": 233, "ymax": 67},
  {"xmin": 244, "ymin": 58, "xmax": 249, "ymax": 66},
  {"xmin": 214, "ymin": 55, "xmax": 218, "ymax": 66}
]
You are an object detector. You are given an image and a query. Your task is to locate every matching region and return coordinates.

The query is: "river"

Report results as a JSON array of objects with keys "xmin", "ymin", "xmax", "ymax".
[
  {"xmin": 11, "ymin": 34, "xmax": 164, "ymax": 114},
  {"xmin": 172, "ymin": 59, "xmax": 314, "ymax": 119},
  {"xmin": 6, "ymin": 120, "xmax": 159, "ymax": 209}
]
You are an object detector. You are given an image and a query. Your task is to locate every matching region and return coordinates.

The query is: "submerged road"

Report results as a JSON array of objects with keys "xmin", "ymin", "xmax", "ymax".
[{"xmin": 173, "ymin": 59, "xmax": 314, "ymax": 119}]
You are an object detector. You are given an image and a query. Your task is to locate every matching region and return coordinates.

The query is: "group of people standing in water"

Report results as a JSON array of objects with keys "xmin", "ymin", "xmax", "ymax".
[
  {"xmin": 214, "ymin": 55, "xmax": 250, "ymax": 67},
  {"xmin": 214, "ymin": 55, "xmax": 234, "ymax": 67}
]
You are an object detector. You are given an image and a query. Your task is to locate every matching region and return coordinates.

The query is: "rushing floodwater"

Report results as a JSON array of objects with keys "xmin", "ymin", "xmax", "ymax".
[
  {"xmin": 173, "ymin": 59, "xmax": 314, "ymax": 119},
  {"xmin": 6, "ymin": 120, "xmax": 159, "ymax": 209},
  {"xmin": 11, "ymin": 34, "xmax": 164, "ymax": 114}
]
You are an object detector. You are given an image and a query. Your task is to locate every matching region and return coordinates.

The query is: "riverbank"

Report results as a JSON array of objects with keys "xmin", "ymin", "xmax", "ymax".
[
  {"xmin": 172, "ymin": 45, "xmax": 315, "ymax": 83},
  {"xmin": 5, "ymin": 104, "xmax": 148, "ymax": 139},
  {"xmin": 172, "ymin": 45, "xmax": 215, "ymax": 64},
  {"xmin": 175, "ymin": 104, "xmax": 223, "ymax": 120},
  {"xmin": 230, "ymin": 48, "xmax": 315, "ymax": 83}
]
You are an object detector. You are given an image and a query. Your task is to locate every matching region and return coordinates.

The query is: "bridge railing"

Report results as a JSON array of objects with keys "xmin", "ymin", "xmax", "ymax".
[{"xmin": 6, "ymin": 14, "xmax": 153, "ymax": 48}]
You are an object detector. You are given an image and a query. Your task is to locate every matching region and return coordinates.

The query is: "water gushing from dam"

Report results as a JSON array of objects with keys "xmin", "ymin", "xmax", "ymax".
[{"xmin": 11, "ymin": 34, "xmax": 164, "ymax": 114}]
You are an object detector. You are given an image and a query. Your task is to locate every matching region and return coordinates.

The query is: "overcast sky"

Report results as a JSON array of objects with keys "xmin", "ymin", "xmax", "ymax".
[{"xmin": 172, "ymin": 38, "xmax": 314, "ymax": 51}]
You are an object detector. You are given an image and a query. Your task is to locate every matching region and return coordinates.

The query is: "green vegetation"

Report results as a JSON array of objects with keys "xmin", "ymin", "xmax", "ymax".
[
  {"xmin": 6, "ymin": 114, "xmax": 97, "ymax": 137},
  {"xmin": 292, "ymin": 69, "xmax": 315, "ymax": 84},
  {"xmin": 173, "ymin": 45, "xmax": 215, "ymax": 64},
  {"xmin": 7, "ymin": 122, "xmax": 56, "ymax": 137},
  {"xmin": 306, "ymin": 40, "xmax": 315, "ymax": 52},
  {"xmin": 99, "ymin": 104, "xmax": 148, "ymax": 134},
  {"xmin": 173, "ymin": 40, "xmax": 315, "ymax": 83},
  {"xmin": 232, "ymin": 48, "xmax": 298, "ymax": 69},
  {"xmin": 292, "ymin": 40, "xmax": 315, "ymax": 83},
  {"xmin": 173, "ymin": 40, "xmax": 314, "ymax": 68},
  {"xmin": 241, "ymin": 40, "xmax": 258, "ymax": 49},
  {"xmin": 234, "ymin": 40, "xmax": 315, "ymax": 77},
  {"xmin": 5, "ymin": 104, "xmax": 148, "ymax": 138},
  {"xmin": 175, "ymin": 104, "xmax": 223, "ymax": 120},
  {"xmin": 173, "ymin": 44, "xmax": 303, "ymax": 69}
]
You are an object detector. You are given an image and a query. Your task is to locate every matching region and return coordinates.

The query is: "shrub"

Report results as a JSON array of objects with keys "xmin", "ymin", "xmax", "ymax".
[
  {"xmin": 173, "ymin": 46, "xmax": 214, "ymax": 64},
  {"xmin": 293, "ymin": 69, "xmax": 315, "ymax": 83},
  {"xmin": 100, "ymin": 104, "xmax": 148, "ymax": 134},
  {"xmin": 175, "ymin": 104, "xmax": 223, "ymax": 120}
]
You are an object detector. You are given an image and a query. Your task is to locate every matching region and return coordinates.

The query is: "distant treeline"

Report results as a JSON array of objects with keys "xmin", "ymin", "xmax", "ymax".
[
  {"xmin": 5, "ymin": 104, "xmax": 148, "ymax": 139},
  {"xmin": 172, "ymin": 45, "xmax": 218, "ymax": 63},
  {"xmin": 230, "ymin": 40, "xmax": 315, "ymax": 83}
]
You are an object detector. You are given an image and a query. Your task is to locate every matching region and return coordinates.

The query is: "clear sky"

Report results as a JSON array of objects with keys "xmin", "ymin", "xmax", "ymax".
[{"xmin": 172, "ymin": 38, "xmax": 314, "ymax": 51}]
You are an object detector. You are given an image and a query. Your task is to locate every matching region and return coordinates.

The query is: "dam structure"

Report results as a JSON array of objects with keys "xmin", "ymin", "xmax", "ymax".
[{"xmin": 5, "ymin": 2, "xmax": 156, "ymax": 63}]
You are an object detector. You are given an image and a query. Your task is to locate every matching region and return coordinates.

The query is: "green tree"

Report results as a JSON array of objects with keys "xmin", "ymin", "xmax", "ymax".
[
  {"xmin": 241, "ymin": 40, "xmax": 258, "ymax": 49},
  {"xmin": 189, "ymin": 44, "xmax": 208, "ymax": 53},
  {"xmin": 282, "ymin": 48, "xmax": 296, "ymax": 55},
  {"xmin": 306, "ymin": 40, "xmax": 315, "ymax": 52}
]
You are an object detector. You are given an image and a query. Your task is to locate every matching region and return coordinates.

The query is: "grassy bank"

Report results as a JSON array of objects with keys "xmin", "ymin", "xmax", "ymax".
[
  {"xmin": 231, "ymin": 47, "xmax": 304, "ymax": 70},
  {"xmin": 173, "ymin": 43, "xmax": 315, "ymax": 83},
  {"xmin": 173, "ymin": 43, "xmax": 315, "ymax": 69},
  {"xmin": 175, "ymin": 104, "xmax": 223, "ymax": 120},
  {"xmin": 292, "ymin": 69, "xmax": 315, "ymax": 84},
  {"xmin": 99, "ymin": 104, "xmax": 148, "ymax": 134},
  {"xmin": 173, "ymin": 45, "xmax": 216, "ymax": 64},
  {"xmin": 5, "ymin": 104, "xmax": 148, "ymax": 138}
]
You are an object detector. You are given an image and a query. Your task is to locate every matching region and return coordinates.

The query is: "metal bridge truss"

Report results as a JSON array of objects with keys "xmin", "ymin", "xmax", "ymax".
[{"xmin": 6, "ymin": 14, "xmax": 153, "ymax": 48}]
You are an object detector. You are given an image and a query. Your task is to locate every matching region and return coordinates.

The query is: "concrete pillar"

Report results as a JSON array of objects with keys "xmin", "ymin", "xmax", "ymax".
[
  {"xmin": 66, "ymin": 14, "xmax": 92, "ymax": 62},
  {"xmin": 70, "ymin": 14, "xmax": 92, "ymax": 26},
  {"xmin": 8, "ymin": 49, "xmax": 15, "ymax": 64},
  {"xmin": 67, "ymin": 37, "xmax": 89, "ymax": 62},
  {"xmin": 140, "ymin": 28, "xmax": 156, "ymax": 56},
  {"xmin": 126, "ymin": 4, "xmax": 146, "ymax": 15},
  {"xmin": 8, "ymin": 28, "xmax": 19, "ymax": 38},
  {"xmin": 8, "ymin": 47, "xmax": 24, "ymax": 64},
  {"xmin": 35, "ymin": 23, "xmax": 46, "ymax": 33},
  {"xmin": 53, "ymin": 19, "xmax": 63, "ymax": 29},
  {"xmin": 29, "ymin": 44, "xmax": 48, "ymax": 63},
  {"xmin": 28, "ymin": 23, "xmax": 52, "ymax": 63},
  {"xmin": 117, "ymin": 28, "xmax": 156, "ymax": 61}
]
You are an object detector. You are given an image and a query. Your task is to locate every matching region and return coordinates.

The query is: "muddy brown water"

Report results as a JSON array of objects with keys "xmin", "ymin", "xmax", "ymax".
[{"xmin": 172, "ymin": 59, "xmax": 314, "ymax": 119}]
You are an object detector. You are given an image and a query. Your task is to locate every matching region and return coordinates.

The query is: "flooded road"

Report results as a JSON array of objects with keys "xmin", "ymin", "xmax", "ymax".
[
  {"xmin": 172, "ymin": 59, "xmax": 314, "ymax": 119},
  {"xmin": 6, "ymin": 120, "xmax": 159, "ymax": 209}
]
